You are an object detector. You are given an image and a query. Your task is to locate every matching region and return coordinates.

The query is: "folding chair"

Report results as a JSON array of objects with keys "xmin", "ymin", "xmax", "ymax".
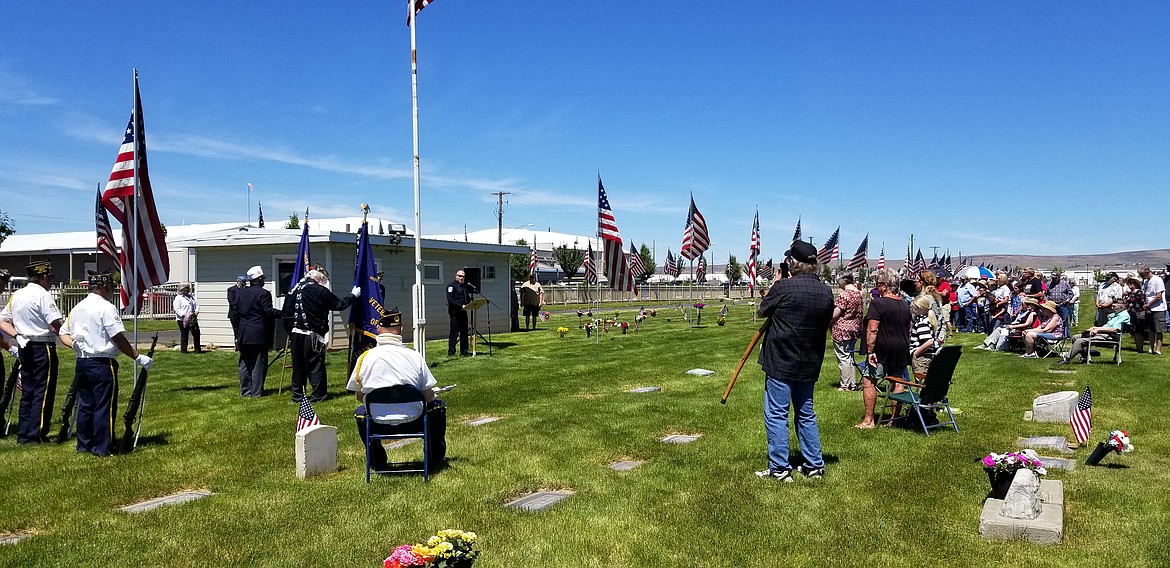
[
  {"xmin": 876, "ymin": 346, "xmax": 962, "ymax": 436},
  {"xmin": 364, "ymin": 385, "xmax": 430, "ymax": 483},
  {"xmin": 1086, "ymin": 329, "xmax": 1123, "ymax": 365},
  {"xmin": 1035, "ymin": 333, "xmax": 1068, "ymax": 359}
]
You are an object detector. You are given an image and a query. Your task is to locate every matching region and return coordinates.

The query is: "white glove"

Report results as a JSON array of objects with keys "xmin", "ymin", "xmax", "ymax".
[
  {"xmin": 7, "ymin": 345, "xmax": 17, "ymax": 357},
  {"xmin": 351, "ymin": 286, "xmax": 361, "ymax": 296},
  {"xmin": 16, "ymin": 335, "xmax": 28, "ymax": 349},
  {"xmin": 135, "ymin": 354, "xmax": 154, "ymax": 371}
]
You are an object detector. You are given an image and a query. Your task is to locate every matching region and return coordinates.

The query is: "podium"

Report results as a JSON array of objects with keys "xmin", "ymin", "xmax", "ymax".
[{"xmin": 464, "ymin": 298, "xmax": 490, "ymax": 356}]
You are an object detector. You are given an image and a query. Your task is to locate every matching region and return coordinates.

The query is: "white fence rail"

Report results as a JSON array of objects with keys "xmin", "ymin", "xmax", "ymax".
[
  {"xmin": 1, "ymin": 283, "xmax": 181, "ymax": 320},
  {"xmin": 540, "ymin": 283, "xmax": 760, "ymax": 305}
]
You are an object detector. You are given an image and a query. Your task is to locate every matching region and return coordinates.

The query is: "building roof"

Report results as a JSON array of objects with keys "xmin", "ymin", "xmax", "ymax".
[
  {"xmin": 167, "ymin": 226, "xmax": 526, "ymax": 255},
  {"xmin": 0, "ymin": 222, "xmax": 248, "ymax": 255},
  {"xmin": 429, "ymin": 227, "xmax": 603, "ymax": 252}
]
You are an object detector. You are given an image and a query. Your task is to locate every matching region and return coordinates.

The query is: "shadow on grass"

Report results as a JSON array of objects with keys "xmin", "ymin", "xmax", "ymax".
[
  {"xmin": 173, "ymin": 384, "xmax": 233, "ymax": 392},
  {"xmin": 120, "ymin": 431, "xmax": 170, "ymax": 452}
]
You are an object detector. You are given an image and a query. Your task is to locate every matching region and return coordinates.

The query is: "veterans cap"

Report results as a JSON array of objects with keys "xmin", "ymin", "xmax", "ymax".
[
  {"xmin": 87, "ymin": 270, "xmax": 115, "ymax": 287},
  {"xmin": 784, "ymin": 240, "xmax": 818, "ymax": 264},
  {"xmin": 247, "ymin": 265, "xmax": 264, "ymax": 280},
  {"xmin": 0, "ymin": 268, "xmax": 10, "ymax": 281},
  {"xmin": 379, "ymin": 307, "xmax": 403, "ymax": 328},
  {"xmin": 236, "ymin": 274, "xmax": 247, "ymax": 282},
  {"xmin": 26, "ymin": 260, "xmax": 52, "ymax": 278}
]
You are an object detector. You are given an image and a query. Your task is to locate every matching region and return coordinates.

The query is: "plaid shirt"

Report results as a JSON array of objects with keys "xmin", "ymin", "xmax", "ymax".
[
  {"xmin": 756, "ymin": 273, "xmax": 835, "ymax": 382},
  {"xmin": 1047, "ymin": 280, "xmax": 1074, "ymax": 306}
]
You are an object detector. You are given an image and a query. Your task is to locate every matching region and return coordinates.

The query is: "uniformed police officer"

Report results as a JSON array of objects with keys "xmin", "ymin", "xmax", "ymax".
[
  {"xmin": 59, "ymin": 272, "xmax": 153, "ymax": 456},
  {"xmin": 0, "ymin": 260, "xmax": 64, "ymax": 444},
  {"xmin": 282, "ymin": 267, "xmax": 358, "ymax": 403},
  {"xmin": 446, "ymin": 269, "xmax": 472, "ymax": 357}
]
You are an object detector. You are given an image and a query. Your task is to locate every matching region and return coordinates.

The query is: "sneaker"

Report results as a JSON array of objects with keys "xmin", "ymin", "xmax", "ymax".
[
  {"xmin": 1058, "ymin": 357, "xmax": 1071, "ymax": 365},
  {"xmin": 754, "ymin": 468, "xmax": 794, "ymax": 482},
  {"xmin": 1020, "ymin": 353, "xmax": 1039, "ymax": 359},
  {"xmin": 797, "ymin": 465, "xmax": 825, "ymax": 479},
  {"xmin": 1153, "ymin": 350, "xmax": 1162, "ymax": 356}
]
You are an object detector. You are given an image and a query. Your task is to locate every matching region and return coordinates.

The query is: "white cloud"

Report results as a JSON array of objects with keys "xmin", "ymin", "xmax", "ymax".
[{"xmin": 0, "ymin": 66, "xmax": 59, "ymax": 107}]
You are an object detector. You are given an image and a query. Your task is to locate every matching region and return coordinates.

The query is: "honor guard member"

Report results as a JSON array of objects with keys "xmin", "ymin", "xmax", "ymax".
[
  {"xmin": 282, "ymin": 267, "xmax": 359, "ymax": 403},
  {"xmin": 226, "ymin": 274, "xmax": 246, "ymax": 349},
  {"xmin": 173, "ymin": 283, "xmax": 202, "ymax": 354},
  {"xmin": 0, "ymin": 260, "xmax": 64, "ymax": 444},
  {"xmin": 59, "ymin": 272, "xmax": 153, "ymax": 456},
  {"xmin": 235, "ymin": 266, "xmax": 283, "ymax": 397},
  {"xmin": 446, "ymin": 269, "xmax": 472, "ymax": 356}
]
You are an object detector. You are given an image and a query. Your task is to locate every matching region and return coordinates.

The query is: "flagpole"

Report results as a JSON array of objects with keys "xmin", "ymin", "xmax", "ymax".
[
  {"xmin": 689, "ymin": 258, "xmax": 695, "ymax": 331},
  {"xmin": 131, "ymin": 69, "xmax": 141, "ymax": 352},
  {"xmin": 594, "ymin": 236, "xmax": 601, "ymax": 344},
  {"xmin": 247, "ymin": 183, "xmax": 251, "ymax": 227},
  {"xmin": 409, "ymin": 0, "xmax": 427, "ymax": 357}
]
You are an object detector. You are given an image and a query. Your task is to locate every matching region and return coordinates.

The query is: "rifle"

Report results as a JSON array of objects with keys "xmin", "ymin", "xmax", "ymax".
[
  {"xmin": 119, "ymin": 334, "xmax": 159, "ymax": 454},
  {"xmin": 55, "ymin": 374, "xmax": 81, "ymax": 443},
  {"xmin": 1, "ymin": 358, "xmax": 20, "ymax": 438},
  {"xmin": 720, "ymin": 319, "xmax": 769, "ymax": 405}
]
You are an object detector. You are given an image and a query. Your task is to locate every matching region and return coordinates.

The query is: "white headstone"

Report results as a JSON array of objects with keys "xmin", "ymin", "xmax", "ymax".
[
  {"xmin": 686, "ymin": 369, "xmax": 715, "ymax": 376},
  {"xmin": 295, "ymin": 424, "xmax": 338, "ymax": 480},
  {"xmin": 1000, "ymin": 469, "xmax": 1042, "ymax": 520},
  {"xmin": 1032, "ymin": 391, "xmax": 1079, "ymax": 423}
]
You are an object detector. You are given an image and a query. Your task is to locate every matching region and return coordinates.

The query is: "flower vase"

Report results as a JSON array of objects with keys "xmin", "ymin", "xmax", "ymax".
[
  {"xmin": 986, "ymin": 469, "xmax": 1014, "ymax": 500},
  {"xmin": 1085, "ymin": 442, "xmax": 1111, "ymax": 466},
  {"xmin": 696, "ymin": 311, "xmax": 702, "ymax": 326}
]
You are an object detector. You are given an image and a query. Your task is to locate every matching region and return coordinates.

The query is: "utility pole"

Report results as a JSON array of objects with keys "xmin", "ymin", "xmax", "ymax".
[
  {"xmin": 493, "ymin": 191, "xmax": 511, "ymax": 244},
  {"xmin": 930, "ymin": 245, "xmax": 940, "ymax": 259}
]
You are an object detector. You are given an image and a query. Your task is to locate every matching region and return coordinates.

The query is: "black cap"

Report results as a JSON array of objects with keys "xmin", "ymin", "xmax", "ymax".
[
  {"xmin": 0, "ymin": 268, "xmax": 10, "ymax": 281},
  {"xmin": 26, "ymin": 260, "xmax": 52, "ymax": 278},
  {"xmin": 378, "ymin": 307, "xmax": 403, "ymax": 328},
  {"xmin": 784, "ymin": 240, "xmax": 818, "ymax": 264},
  {"xmin": 87, "ymin": 270, "xmax": 115, "ymax": 288}
]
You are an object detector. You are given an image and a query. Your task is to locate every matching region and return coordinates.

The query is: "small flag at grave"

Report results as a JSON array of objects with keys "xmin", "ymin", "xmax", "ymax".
[
  {"xmin": 296, "ymin": 398, "xmax": 320, "ymax": 432},
  {"xmin": 1070, "ymin": 385, "xmax": 1092, "ymax": 444}
]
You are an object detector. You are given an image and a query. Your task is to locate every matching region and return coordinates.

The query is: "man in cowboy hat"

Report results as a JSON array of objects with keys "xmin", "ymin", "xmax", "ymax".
[{"xmin": 0, "ymin": 260, "xmax": 64, "ymax": 443}]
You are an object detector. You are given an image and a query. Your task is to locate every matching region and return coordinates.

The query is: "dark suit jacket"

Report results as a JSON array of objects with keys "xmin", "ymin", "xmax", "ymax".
[
  {"xmin": 235, "ymin": 284, "xmax": 281, "ymax": 349},
  {"xmin": 227, "ymin": 285, "xmax": 242, "ymax": 335}
]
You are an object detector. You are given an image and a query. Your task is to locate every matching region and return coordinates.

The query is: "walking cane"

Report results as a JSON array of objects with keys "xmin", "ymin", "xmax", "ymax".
[{"xmin": 720, "ymin": 319, "xmax": 769, "ymax": 404}]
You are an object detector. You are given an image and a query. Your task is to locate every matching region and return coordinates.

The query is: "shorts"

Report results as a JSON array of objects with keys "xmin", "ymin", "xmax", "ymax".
[
  {"xmin": 1033, "ymin": 332, "xmax": 1061, "ymax": 341},
  {"xmin": 911, "ymin": 356, "xmax": 932, "ymax": 375},
  {"xmin": 1149, "ymin": 312, "xmax": 1168, "ymax": 333},
  {"xmin": 523, "ymin": 305, "xmax": 539, "ymax": 317}
]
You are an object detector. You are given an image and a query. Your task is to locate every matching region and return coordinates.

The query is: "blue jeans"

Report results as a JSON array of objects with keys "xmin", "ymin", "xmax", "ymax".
[
  {"xmin": 1056, "ymin": 305, "xmax": 1070, "ymax": 338},
  {"xmin": 763, "ymin": 375, "xmax": 824, "ymax": 471}
]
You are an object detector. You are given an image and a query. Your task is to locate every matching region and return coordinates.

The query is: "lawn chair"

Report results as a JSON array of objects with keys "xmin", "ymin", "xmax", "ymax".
[
  {"xmin": 363, "ymin": 385, "xmax": 430, "ymax": 483},
  {"xmin": 1086, "ymin": 328, "xmax": 1124, "ymax": 365},
  {"xmin": 876, "ymin": 346, "xmax": 962, "ymax": 436},
  {"xmin": 1036, "ymin": 333, "xmax": 1068, "ymax": 359}
]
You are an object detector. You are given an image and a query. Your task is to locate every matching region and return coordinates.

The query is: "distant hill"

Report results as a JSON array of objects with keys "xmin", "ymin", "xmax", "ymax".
[{"xmin": 876, "ymin": 249, "xmax": 1170, "ymax": 272}]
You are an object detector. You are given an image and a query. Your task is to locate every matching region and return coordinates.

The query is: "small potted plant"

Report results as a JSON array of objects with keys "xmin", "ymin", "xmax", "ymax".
[
  {"xmin": 384, "ymin": 529, "xmax": 478, "ymax": 568},
  {"xmin": 556, "ymin": 326, "xmax": 569, "ymax": 339},
  {"xmin": 981, "ymin": 451, "xmax": 1047, "ymax": 499}
]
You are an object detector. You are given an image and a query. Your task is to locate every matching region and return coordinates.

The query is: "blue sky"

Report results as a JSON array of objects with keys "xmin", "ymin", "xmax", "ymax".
[{"xmin": 2, "ymin": 2, "xmax": 1168, "ymax": 262}]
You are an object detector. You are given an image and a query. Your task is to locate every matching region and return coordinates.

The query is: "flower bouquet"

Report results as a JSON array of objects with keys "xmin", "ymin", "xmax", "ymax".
[
  {"xmin": 717, "ymin": 316, "xmax": 726, "ymax": 326},
  {"xmin": 1086, "ymin": 429, "xmax": 1133, "ymax": 466},
  {"xmin": 384, "ymin": 529, "xmax": 478, "ymax": 568},
  {"xmin": 620, "ymin": 322, "xmax": 629, "ymax": 334},
  {"xmin": 982, "ymin": 451, "xmax": 1047, "ymax": 499},
  {"xmin": 556, "ymin": 326, "xmax": 569, "ymax": 339},
  {"xmin": 692, "ymin": 303, "xmax": 704, "ymax": 325}
]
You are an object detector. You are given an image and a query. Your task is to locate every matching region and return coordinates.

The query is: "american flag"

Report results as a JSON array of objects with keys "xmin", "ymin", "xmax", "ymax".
[
  {"xmin": 759, "ymin": 258, "xmax": 775, "ymax": 280},
  {"xmin": 747, "ymin": 210, "xmax": 760, "ymax": 296},
  {"xmin": 627, "ymin": 242, "xmax": 646, "ymax": 279},
  {"xmin": 101, "ymin": 72, "xmax": 169, "ymax": 309},
  {"xmin": 583, "ymin": 241, "xmax": 598, "ymax": 285},
  {"xmin": 1070, "ymin": 385, "xmax": 1092, "ymax": 444},
  {"xmin": 95, "ymin": 188, "xmax": 119, "ymax": 265},
  {"xmin": 258, "ymin": 201, "xmax": 265, "ymax": 229},
  {"xmin": 929, "ymin": 252, "xmax": 939, "ymax": 269},
  {"xmin": 912, "ymin": 249, "xmax": 926, "ymax": 274},
  {"xmin": 407, "ymin": 0, "xmax": 436, "ymax": 23},
  {"xmin": 679, "ymin": 194, "xmax": 709, "ymax": 260},
  {"xmin": 695, "ymin": 254, "xmax": 707, "ymax": 283},
  {"xmin": 816, "ymin": 227, "xmax": 839, "ymax": 265},
  {"xmin": 663, "ymin": 249, "xmax": 680, "ymax": 277},
  {"xmin": 529, "ymin": 238, "xmax": 537, "ymax": 276},
  {"xmin": 847, "ymin": 234, "xmax": 869, "ymax": 271},
  {"xmin": 598, "ymin": 178, "xmax": 637, "ymax": 293},
  {"xmin": 876, "ymin": 246, "xmax": 885, "ymax": 270},
  {"xmin": 296, "ymin": 398, "xmax": 321, "ymax": 432},
  {"xmin": 791, "ymin": 217, "xmax": 802, "ymax": 248}
]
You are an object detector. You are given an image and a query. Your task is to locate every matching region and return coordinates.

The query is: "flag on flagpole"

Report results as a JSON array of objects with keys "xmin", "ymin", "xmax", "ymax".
[
  {"xmin": 583, "ymin": 241, "xmax": 598, "ymax": 284},
  {"xmin": 847, "ymin": 234, "xmax": 869, "ymax": 270},
  {"xmin": 663, "ymin": 249, "xmax": 680, "ymax": 277},
  {"xmin": 101, "ymin": 71, "xmax": 169, "ymax": 309},
  {"xmin": 791, "ymin": 217, "xmax": 802, "ymax": 248},
  {"xmin": 679, "ymin": 194, "xmax": 709, "ymax": 261},
  {"xmin": 628, "ymin": 242, "xmax": 646, "ymax": 278},
  {"xmin": 877, "ymin": 246, "xmax": 885, "ymax": 270},
  {"xmin": 831, "ymin": 242, "xmax": 839, "ymax": 263},
  {"xmin": 747, "ymin": 210, "xmax": 760, "ymax": 296},
  {"xmin": 929, "ymin": 251, "xmax": 939, "ymax": 269},
  {"xmin": 598, "ymin": 178, "xmax": 637, "ymax": 293},
  {"xmin": 247, "ymin": 182, "xmax": 254, "ymax": 192},
  {"xmin": 296, "ymin": 398, "xmax": 321, "ymax": 432},
  {"xmin": 695, "ymin": 254, "xmax": 707, "ymax": 283},
  {"xmin": 407, "ymin": 0, "xmax": 436, "ymax": 23},
  {"xmin": 95, "ymin": 188, "xmax": 119, "ymax": 265},
  {"xmin": 913, "ymin": 249, "xmax": 926, "ymax": 274},
  {"xmin": 759, "ymin": 258, "xmax": 775, "ymax": 280},
  {"xmin": 1070, "ymin": 385, "xmax": 1092, "ymax": 444},
  {"xmin": 816, "ymin": 227, "xmax": 839, "ymax": 265},
  {"xmin": 258, "ymin": 201, "xmax": 265, "ymax": 229},
  {"xmin": 348, "ymin": 217, "xmax": 386, "ymax": 370},
  {"xmin": 291, "ymin": 209, "xmax": 312, "ymax": 286},
  {"xmin": 529, "ymin": 238, "xmax": 537, "ymax": 276}
]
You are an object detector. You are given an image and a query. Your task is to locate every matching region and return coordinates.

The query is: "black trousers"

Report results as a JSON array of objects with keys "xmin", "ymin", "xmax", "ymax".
[
  {"xmin": 17, "ymin": 342, "xmax": 58, "ymax": 443},
  {"xmin": 290, "ymin": 333, "xmax": 327, "ymax": 401},
  {"xmin": 237, "ymin": 345, "xmax": 268, "ymax": 397},
  {"xmin": 448, "ymin": 311, "xmax": 469, "ymax": 355},
  {"xmin": 74, "ymin": 357, "xmax": 119, "ymax": 456},
  {"xmin": 356, "ymin": 400, "xmax": 446, "ymax": 468},
  {"xmin": 177, "ymin": 319, "xmax": 202, "ymax": 353}
]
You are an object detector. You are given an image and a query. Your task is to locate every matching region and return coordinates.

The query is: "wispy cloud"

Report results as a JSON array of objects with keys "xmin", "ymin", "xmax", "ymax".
[{"xmin": 0, "ymin": 66, "xmax": 59, "ymax": 107}]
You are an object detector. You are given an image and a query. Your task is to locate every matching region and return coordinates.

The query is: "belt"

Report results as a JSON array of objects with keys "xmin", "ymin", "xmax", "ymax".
[
  {"xmin": 25, "ymin": 338, "xmax": 56, "ymax": 344},
  {"xmin": 77, "ymin": 355, "xmax": 114, "ymax": 361}
]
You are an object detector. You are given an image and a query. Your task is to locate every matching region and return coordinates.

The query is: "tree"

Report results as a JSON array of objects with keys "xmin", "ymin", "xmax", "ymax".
[
  {"xmin": 553, "ymin": 242, "xmax": 585, "ymax": 283},
  {"xmin": 0, "ymin": 210, "xmax": 15, "ymax": 247},
  {"xmin": 510, "ymin": 238, "xmax": 530, "ymax": 282},
  {"xmin": 286, "ymin": 213, "xmax": 300, "ymax": 230},
  {"xmin": 727, "ymin": 254, "xmax": 742, "ymax": 283},
  {"xmin": 638, "ymin": 244, "xmax": 656, "ymax": 280}
]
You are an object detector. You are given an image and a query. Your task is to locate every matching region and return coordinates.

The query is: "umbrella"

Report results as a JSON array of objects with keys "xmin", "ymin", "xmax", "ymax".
[
  {"xmin": 930, "ymin": 267, "xmax": 953, "ymax": 279},
  {"xmin": 959, "ymin": 266, "xmax": 994, "ymax": 280}
]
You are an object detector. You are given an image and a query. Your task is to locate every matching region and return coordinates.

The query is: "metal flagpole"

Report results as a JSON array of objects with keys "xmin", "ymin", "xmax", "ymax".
[
  {"xmin": 409, "ymin": 0, "xmax": 427, "ymax": 357},
  {"xmin": 131, "ymin": 69, "xmax": 141, "ymax": 356},
  {"xmin": 689, "ymin": 258, "xmax": 695, "ymax": 331}
]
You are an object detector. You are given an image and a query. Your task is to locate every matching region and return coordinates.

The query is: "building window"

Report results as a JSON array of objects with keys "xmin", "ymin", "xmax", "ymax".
[
  {"xmin": 423, "ymin": 262, "xmax": 442, "ymax": 283},
  {"xmin": 275, "ymin": 257, "xmax": 296, "ymax": 297},
  {"xmin": 480, "ymin": 265, "xmax": 496, "ymax": 280}
]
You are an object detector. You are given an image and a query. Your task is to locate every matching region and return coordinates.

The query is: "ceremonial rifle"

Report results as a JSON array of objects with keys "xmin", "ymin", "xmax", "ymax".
[
  {"xmin": 119, "ymin": 334, "xmax": 158, "ymax": 454},
  {"xmin": 1, "ymin": 358, "xmax": 20, "ymax": 437},
  {"xmin": 55, "ymin": 373, "xmax": 81, "ymax": 443},
  {"xmin": 720, "ymin": 319, "xmax": 769, "ymax": 405}
]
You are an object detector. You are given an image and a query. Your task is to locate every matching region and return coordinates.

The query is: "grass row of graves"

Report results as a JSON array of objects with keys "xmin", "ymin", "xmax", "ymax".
[{"xmin": 1, "ymin": 296, "xmax": 1167, "ymax": 566}]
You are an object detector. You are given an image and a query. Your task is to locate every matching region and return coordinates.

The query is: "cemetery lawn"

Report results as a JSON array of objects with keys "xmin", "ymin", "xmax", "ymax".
[{"xmin": 2, "ymin": 298, "xmax": 1168, "ymax": 567}]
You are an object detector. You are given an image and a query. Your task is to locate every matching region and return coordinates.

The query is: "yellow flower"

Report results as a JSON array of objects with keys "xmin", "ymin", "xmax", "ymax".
[
  {"xmin": 433, "ymin": 541, "xmax": 454, "ymax": 557},
  {"xmin": 411, "ymin": 544, "xmax": 434, "ymax": 562},
  {"xmin": 427, "ymin": 535, "xmax": 442, "ymax": 547}
]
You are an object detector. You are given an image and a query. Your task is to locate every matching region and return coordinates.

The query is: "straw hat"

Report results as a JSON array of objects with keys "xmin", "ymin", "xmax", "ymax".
[{"xmin": 1039, "ymin": 300, "xmax": 1058, "ymax": 313}]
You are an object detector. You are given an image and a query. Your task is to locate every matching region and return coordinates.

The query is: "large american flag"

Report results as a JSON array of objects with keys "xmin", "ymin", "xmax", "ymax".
[
  {"xmin": 876, "ymin": 246, "xmax": 885, "ymax": 270},
  {"xmin": 95, "ymin": 188, "xmax": 119, "ymax": 265},
  {"xmin": 296, "ymin": 398, "xmax": 321, "ymax": 432},
  {"xmin": 1070, "ymin": 385, "xmax": 1092, "ymax": 444},
  {"xmin": 583, "ymin": 241, "xmax": 598, "ymax": 285},
  {"xmin": 101, "ymin": 72, "xmax": 169, "ymax": 309},
  {"xmin": 529, "ymin": 238, "xmax": 537, "ymax": 276},
  {"xmin": 747, "ymin": 210, "xmax": 760, "ymax": 296},
  {"xmin": 679, "ymin": 194, "xmax": 709, "ymax": 260},
  {"xmin": 598, "ymin": 178, "xmax": 637, "ymax": 293},
  {"xmin": 627, "ymin": 242, "xmax": 646, "ymax": 279},
  {"xmin": 663, "ymin": 249, "xmax": 680, "ymax": 277},
  {"xmin": 847, "ymin": 234, "xmax": 869, "ymax": 271},
  {"xmin": 791, "ymin": 217, "xmax": 801, "ymax": 248},
  {"xmin": 816, "ymin": 227, "xmax": 839, "ymax": 265}
]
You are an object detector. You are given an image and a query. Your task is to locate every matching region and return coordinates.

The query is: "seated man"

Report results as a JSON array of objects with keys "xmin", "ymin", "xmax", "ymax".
[
  {"xmin": 347, "ymin": 308, "xmax": 447, "ymax": 470},
  {"xmin": 1061, "ymin": 305, "xmax": 1131, "ymax": 364}
]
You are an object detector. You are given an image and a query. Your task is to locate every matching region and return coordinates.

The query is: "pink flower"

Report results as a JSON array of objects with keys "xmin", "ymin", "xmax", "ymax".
[{"xmin": 385, "ymin": 545, "xmax": 425, "ymax": 568}]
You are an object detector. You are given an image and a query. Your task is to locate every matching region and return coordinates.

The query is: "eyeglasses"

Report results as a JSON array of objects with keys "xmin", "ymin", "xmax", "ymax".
[{"xmin": 456, "ymin": 273, "xmax": 465, "ymax": 278}]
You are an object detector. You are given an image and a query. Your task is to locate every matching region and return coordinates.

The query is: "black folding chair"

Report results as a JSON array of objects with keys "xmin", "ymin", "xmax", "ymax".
[{"xmin": 364, "ymin": 385, "xmax": 430, "ymax": 483}]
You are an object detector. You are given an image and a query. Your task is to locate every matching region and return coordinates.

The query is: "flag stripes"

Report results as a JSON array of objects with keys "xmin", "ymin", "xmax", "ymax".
[
  {"xmin": 747, "ymin": 210, "xmax": 760, "ymax": 296},
  {"xmin": 95, "ymin": 188, "xmax": 119, "ymax": 265},
  {"xmin": 597, "ymin": 178, "xmax": 636, "ymax": 292},
  {"xmin": 628, "ymin": 242, "xmax": 646, "ymax": 278},
  {"xmin": 1070, "ymin": 386, "xmax": 1092, "ymax": 444},
  {"xmin": 816, "ymin": 227, "xmax": 839, "ymax": 265},
  {"xmin": 583, "ymin": 242, "xmax": 598, "ymax": 284},
  {"xmin": 680, "ymin": 194, "xmax": 709, "ymax": 260},
  {"xmin": 847, "ymin": 234, "xmax": 869, "ymax": 270}
]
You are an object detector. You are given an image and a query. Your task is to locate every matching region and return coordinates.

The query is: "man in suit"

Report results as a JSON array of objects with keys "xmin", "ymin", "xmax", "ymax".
[
  {"xmin": 226, "ymin": 274, "xmax": 246, "ymax": 349},
  {"xmin": 446, "ymin": 269, "xmax": 472, "ymax": 357},
  {"xmin": 235, "ymin": 266, "xmax": 283, "ymax": 397}
]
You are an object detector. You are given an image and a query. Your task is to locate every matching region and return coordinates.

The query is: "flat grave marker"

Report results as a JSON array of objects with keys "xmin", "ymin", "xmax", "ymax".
[
  {"xmin": 627, "ymin": 386, "xmax": 661, "ymax": 393},
  {"xmin": 610, "ymin": 460, "xmax": 644, "ymax": 471},
  {"xmin": 686, "ymin": 369, "xmax": 715, "ymax": 376},
  {"xmin": 465, "ymin": 417, "xmax": 500, "ymax": 427},
  {"xmin": 1018, "ymin": 436, "xmax": 1073, "ymax": 454},
  {"xmin": 661, "ymin": 434, "xmax": 701, "ymax": 444},
  {"xmin": 505, "ymin": 490, "xmax": 573, "ymax": 512},
  {"xmin": 121, "ymin": 490, "xmax": 212, "ymax": 513},
  {"xmin": 383, "ymin": 439, "xmax": 420, "ymax": 450},
  {"xmin": 0, "ymin": 532, "xmax": 34, "ymax": 546}
]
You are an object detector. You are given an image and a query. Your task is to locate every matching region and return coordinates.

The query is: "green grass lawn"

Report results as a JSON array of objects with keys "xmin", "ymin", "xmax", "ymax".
[{"xmin": 2, "ymin": 297, "xmax": 1168, "ymax": 567}]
